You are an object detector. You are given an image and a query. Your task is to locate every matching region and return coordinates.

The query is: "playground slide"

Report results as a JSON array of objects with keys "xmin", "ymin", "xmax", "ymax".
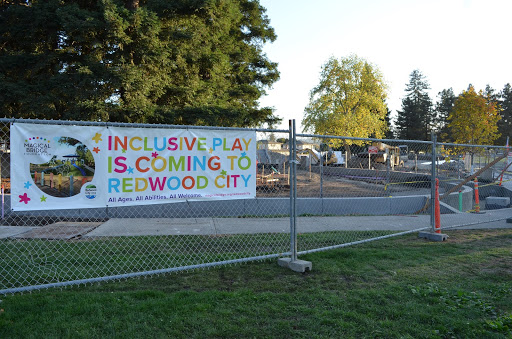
[
  {"xmin": 82, "ymin": 164, "xmax": 95, "ymax": 173},
  {"xmin": 72, "ymin": 162, "xmax": 87, "ymax": 176}
]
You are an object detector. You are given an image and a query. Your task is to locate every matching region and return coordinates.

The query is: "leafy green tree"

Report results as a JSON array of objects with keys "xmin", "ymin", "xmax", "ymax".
[
  {"xmin": 395, "ymin": 70, "xmax": 434, "ymax": 140},
  {"xmin": 434, "ymin": 88, "xmax": 456, "ymax": 142},
  {"xmin": 0, "ymin": 0, "xmax": 280, "ymax": 127},
  {"xmin": 497, "ymin": 83, "xmax": 512, "ymax": 146},
  {"xmin": 448, "ymin": 85, "xmax": 501, "ymax": 145},
  {"xmin": 302, "ymin": 55, "xmax": 389, "ymax": 152}
]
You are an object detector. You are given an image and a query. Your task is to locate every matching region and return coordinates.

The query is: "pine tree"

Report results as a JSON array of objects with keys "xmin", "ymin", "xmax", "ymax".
[
  {"xmin": 497, "ymin": 83, "xmax": 512, "ymax": 146},
  {"xmin": 0, "ymin": 0, "xmax": 280, "ymax": 127},
  {"xmin": 484, "ymin": 84, "xmax": 500, "ymax": 104},
  {"xmin": 384, "ymin": 107, "xmax": 395, "ymax": 139},
  {"xmin": 395, "ymin": 70, "xmax": 434, "ymax": 140},
  {"xmin": 434, "ymin": 88, "xmax": 456, "ymax": 142}
]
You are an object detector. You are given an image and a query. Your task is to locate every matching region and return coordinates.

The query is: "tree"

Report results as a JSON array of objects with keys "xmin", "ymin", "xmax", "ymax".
[
  {"xmin": 0, "ymin": 0, "xmax": 280, "ymax": 127},
  {"xmin": 448, "ymin": 85, "xmax": 501, "ymax": 145},
  {"xmin": 434, "ymin": 88, "xmax": 456, "ymax": 142},
  {"xmin": 497, "ymin": 83, "xmax": 512, "ymax": 146},
  {"xmin": 384, "ymin": 106, "xmax": 395, "ymax": 139},
  {"xmin": 302, "ymin": 55, "xmax": 389, "ymax": 152},
  {"xmin": 484, "ymin": 84, "xmax": 499, "ymax": 105},
  {"xmin": 395, "ymin": 70, "xmax": 434, "ymax": 140}
]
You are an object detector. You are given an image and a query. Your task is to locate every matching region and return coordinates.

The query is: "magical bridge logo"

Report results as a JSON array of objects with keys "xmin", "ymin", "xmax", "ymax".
[{"xmin": 23, "ymin": 137, "xmax": 52, "ymax": 156}]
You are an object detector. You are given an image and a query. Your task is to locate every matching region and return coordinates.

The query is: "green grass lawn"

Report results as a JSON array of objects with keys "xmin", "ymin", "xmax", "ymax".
[{"xmin": 1, "ymin": 229, "xmax": 511, "ymax": 338}]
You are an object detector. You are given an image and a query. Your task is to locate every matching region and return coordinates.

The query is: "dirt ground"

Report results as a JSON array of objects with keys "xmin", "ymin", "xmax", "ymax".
[{"xmin": 256, "ymin": 168, "xmax": 429, "ymax": 198}]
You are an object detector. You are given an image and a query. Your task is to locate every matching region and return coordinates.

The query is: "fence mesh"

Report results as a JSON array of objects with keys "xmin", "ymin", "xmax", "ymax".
[
  {"xmin": 0, "ymin": 120, "xmax": 292, "ymax": 293},
  {"xmin": 1, "ymin": 119, "xmax": 510, "ymax": 294},
  {"xmin": 293, "ymin": 134, "xmax": 435, "ymax": 253},
  {"xmin": 435, "ymin": 142, "xmax": 511, "ymax": 229}
]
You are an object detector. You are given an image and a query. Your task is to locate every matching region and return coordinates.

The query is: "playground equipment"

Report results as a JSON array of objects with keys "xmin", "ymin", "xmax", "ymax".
[{"xmin": 72, "ymin": 161, "xmax": 86, "ymax": 176}]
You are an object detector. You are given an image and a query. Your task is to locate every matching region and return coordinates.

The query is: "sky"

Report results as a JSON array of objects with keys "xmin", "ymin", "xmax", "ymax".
[{"xmin": 257, "ymin": 0, "xmax": 512, "ymax": 132}]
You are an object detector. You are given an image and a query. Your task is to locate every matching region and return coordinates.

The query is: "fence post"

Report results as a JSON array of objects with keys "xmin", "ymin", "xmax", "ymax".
[
  {"xmin": 278, "ymin": 120, "xmax": 312, "ymax": 272},
  {"xmin": 291, "ymin": 119, "xmax": 298, "ymax": 261},
  {"xmin": 287, "ymin": 120, "xmax": 296, "ymax": 262},
  {"xmin": 319, "ymin": 149, "xmax": 323, "ymax": 198},
  {"xmin": 430, "ymin": 133, "xmax": 437, "ymax": 232}
]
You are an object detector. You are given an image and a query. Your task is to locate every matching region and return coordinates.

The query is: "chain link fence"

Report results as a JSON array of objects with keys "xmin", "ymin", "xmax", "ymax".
[
  {"xmin": 293, "ymin": 133, "xmax": 436, "ymax": 253},
  {"xmin": 435, "ymin": 141, "xmax": 512, "ymax": 230},
  {"xmin": 1, "ymin": 118, "xmax": 510, "ymax": 294},
  {"xmin": 0, "ymin": 119, "xmax": 294, "ymax": 293}
]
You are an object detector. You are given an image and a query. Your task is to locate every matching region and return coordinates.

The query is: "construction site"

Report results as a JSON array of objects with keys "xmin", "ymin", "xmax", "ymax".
[{"xmin": 255, "ymin": 140, "xmax": 512, "ymax": 214}]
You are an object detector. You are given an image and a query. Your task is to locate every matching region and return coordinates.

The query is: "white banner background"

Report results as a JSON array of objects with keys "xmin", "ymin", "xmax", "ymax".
[{"xmin": 11, "ymin": 123, "xmax": 256, "ymax": 211}]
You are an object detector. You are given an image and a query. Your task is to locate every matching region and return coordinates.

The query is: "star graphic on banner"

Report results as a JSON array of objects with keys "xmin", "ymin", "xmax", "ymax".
[
  {"xmin": 220, "ymin": 170, "xmax": 227, "ymax": 176},
  {"xmin": 92, "ymin": 133, "xmax": 102, "ymax": 144},
  {"xmin": 127, "ymin": 166, "xmax": 134, "ymax": 174},
  {"xmin": 40, "ymin": 195, "xmax": 47, "ymax": 202},
  {"xmin": 122, "ymin": 148, "xmax": 127, "ymax": 153},
  {"xmin": 93, "ymin": 147, "xmax": 100, "ymax": 154},
  {"xmin": 19, "ymin": 193, "xmax": 30, "ymax": 204},
  {"xmin": 209, "ymin": 147, "xmax": 214, "ymax": 154},
  {"xmin": 24, "ymin": 181, "xmax": 32, "ymax": 189},
  {"xmin": 152, "ymin": 152, "xmax": 159, "ymax": 158},
  {"xmin": 241, "ymin": 152, "xmax": 247, "ymax": 158}
]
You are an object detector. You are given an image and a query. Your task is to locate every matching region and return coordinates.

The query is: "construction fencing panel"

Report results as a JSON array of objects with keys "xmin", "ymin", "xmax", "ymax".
[
  {"xmin": 435, "ymin": 142, "xmax": 511, "ymax": 230},
  {"xmin": 293, "ymin": 133, "xmax": 435, "ymax": 253},
  {"xmin": 0, "ymin": 119, "xmax": 293, "ymax": 294}
]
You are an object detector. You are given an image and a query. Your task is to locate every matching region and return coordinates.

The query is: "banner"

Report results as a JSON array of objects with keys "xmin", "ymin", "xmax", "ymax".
[{"xmin": 11, "ymin": 123, "xmax": 256, "ymax": 211}]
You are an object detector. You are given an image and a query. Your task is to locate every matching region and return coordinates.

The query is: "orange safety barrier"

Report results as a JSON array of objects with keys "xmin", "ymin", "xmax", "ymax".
[{"xmin": 474, "ymin": 177, "xmax": 480, "ymax": 213}]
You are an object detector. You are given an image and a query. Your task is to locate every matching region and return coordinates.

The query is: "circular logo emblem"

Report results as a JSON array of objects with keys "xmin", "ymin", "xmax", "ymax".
[{"xmin": 84, "ymin": 184, "xmax": 97, "ymax": 199}]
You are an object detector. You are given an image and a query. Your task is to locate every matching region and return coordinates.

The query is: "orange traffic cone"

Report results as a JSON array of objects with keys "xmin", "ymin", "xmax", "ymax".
[{"xmin": 474, "ymin": 178, "xmax": 480, "ymax": 213}]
